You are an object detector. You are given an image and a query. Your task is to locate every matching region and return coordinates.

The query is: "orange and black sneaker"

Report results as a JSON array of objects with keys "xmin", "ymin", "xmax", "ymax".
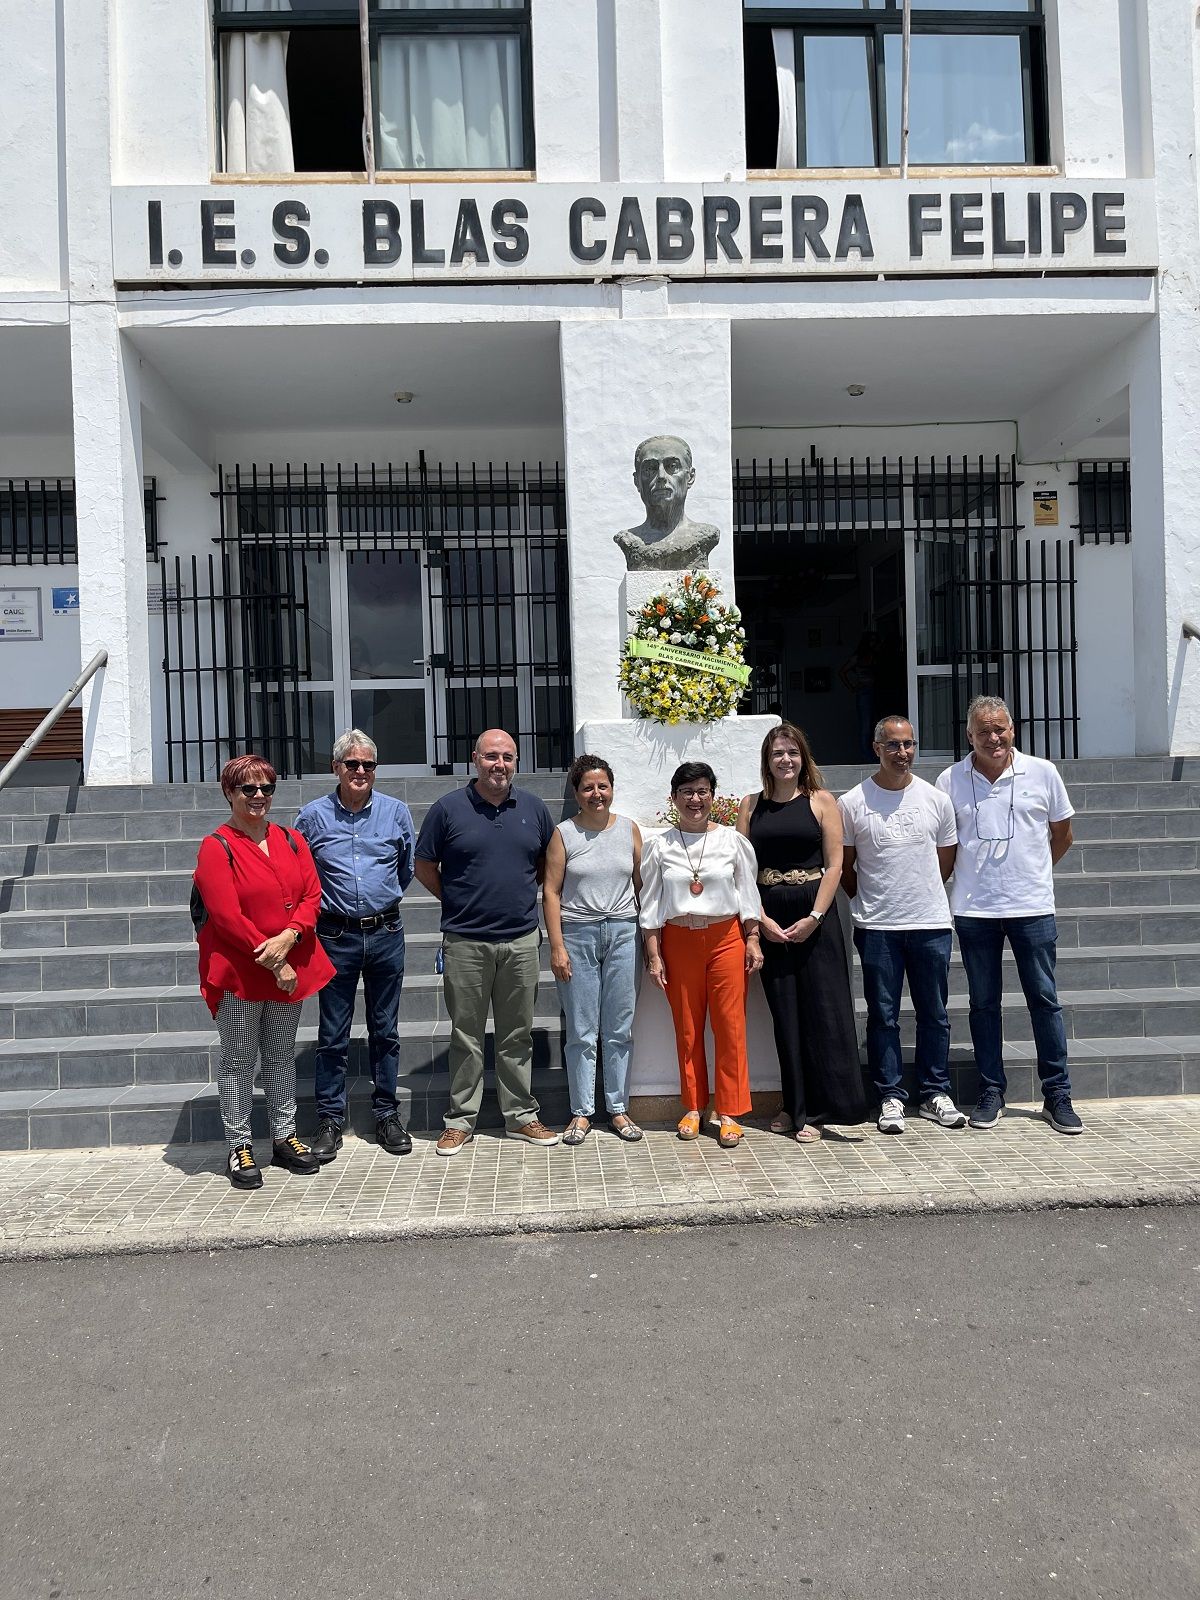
[
  {"xmin": 271, "ymin": 1133, "xmax": 320, "ymax": 1175},
  {"xmin": 227, "ymin": 1143, "xmax": 263, "ymax": 1190}
]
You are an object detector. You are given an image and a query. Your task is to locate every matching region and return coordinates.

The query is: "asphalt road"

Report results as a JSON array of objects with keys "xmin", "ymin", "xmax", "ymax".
[{"xmin": 4, "ymin": 1206, "xmax": 1198, "ymax": 1600}]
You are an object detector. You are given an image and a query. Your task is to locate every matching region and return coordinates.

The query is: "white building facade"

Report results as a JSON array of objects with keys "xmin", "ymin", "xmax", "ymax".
[{"xmin": 3, "ymin": 0, "xmax": 1199, "ymax": 785}]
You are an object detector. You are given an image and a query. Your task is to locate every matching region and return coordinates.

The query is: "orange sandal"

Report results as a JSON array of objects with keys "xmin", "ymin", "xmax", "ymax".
[
  {"xmin": 717, "ymin": 1119, "xmax": 746, "ymax": 1149},
  {"xmin": 677, "ymin": 1111, "xmax": 702, "ymax": 1141}
]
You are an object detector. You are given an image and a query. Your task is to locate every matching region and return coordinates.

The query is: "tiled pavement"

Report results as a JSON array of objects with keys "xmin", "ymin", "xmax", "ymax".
[{"xmin": 2, "ymin": 1095, "xmax": 1199, "ymax": 1260}]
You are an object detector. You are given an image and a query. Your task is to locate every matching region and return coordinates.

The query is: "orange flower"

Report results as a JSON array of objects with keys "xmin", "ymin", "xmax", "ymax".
[
  {"xmin": 699, "ymin": 614, "xmax": 709, "ymax": 623},
  {"xmin": 656, "ymin": 603, "xmax": 667, "ymax": 615},
  {"xmin": 683, "ymin": 574, "xmax": 692, "ymax": 588}
]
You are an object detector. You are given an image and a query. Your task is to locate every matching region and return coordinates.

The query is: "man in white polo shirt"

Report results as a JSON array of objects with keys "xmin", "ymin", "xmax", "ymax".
[
  {"xmin": 840, "ymin": 715, "xmax": 966, "ymax": 1135},
  {"xmin": 937, "ymin": 695, "xmax": 1082, "ymax": 1135}
]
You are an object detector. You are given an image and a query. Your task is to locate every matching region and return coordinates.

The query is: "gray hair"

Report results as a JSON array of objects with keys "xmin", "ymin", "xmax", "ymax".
[
  {"xmin": 873, "ymin": 713, "xmax": 913, "ymax": 744},
  {"xmin": 966, "ymin": 695, "xmax": 1012, "ymax": 729},
  {"xmin": 332, "ymin": 728, "xmax": 377, "ymax": 764}
]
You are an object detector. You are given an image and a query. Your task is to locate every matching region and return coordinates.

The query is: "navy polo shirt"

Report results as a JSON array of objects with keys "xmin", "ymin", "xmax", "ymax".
[{"xmin": 414, "ymin": 781, "xmax": 554, "ymax": 941}]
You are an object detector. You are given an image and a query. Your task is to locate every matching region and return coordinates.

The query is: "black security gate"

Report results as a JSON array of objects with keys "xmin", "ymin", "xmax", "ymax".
[
  {"xmin": 734, "ymin": 453, "xmax": 1078, "ymax": 759},
  {"xmin": 158, "ymin": 457, "xmax": 572, "ymax": 780}
]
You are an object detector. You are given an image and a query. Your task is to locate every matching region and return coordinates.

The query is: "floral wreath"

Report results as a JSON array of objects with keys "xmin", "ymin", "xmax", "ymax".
[{"xmin": 618, "ymin": 571, "xmax": 748, "ymax": 726}]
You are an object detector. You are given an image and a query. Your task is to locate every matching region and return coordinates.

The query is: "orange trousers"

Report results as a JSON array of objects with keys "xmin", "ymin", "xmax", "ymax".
[{"xmin": 661, "ymin": 918, "xmax": 751, "ymax": 1118}]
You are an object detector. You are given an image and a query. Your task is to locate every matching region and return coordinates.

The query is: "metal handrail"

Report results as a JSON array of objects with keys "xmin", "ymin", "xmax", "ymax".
[
  {"xmin": 0, "ymin": 649, "xmax": 108, "ymax": 792},
  {"xmin": 1184, "ymin": 621, "xmax": 1200, "ymax": 642}
]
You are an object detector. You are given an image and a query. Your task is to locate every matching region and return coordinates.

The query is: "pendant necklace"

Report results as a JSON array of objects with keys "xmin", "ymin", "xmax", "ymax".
[{"xmin": 679, "ymin": 825, "xmax": 710, "ymax": 896}]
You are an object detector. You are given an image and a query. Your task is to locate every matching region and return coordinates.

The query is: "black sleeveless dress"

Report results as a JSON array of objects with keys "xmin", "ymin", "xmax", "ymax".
[{"xmin": 748, "ymin": 794, "xmax": 866, "ymax": 1125}]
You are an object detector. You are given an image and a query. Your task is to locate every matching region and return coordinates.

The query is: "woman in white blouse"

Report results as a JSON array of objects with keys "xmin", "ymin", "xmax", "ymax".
[{"xmin": 640, "ymin": 761, "xmax": 763, "ymax": 1147}]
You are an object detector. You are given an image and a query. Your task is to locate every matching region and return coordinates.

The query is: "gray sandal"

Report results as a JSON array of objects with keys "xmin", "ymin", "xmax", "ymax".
[
  {"xmin": 562, "ymin": 1117, "xmax": 591, "ymax": 1146},
  {"xmin": 611, "ymin": 1115, "xmax": 643, "ymax": 1142}
]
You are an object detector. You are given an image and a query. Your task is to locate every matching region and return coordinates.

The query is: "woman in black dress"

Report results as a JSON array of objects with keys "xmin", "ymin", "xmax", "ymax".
[{"xmin": 736, "ymin": 722, "xmax": 866, "ymax": 1141}]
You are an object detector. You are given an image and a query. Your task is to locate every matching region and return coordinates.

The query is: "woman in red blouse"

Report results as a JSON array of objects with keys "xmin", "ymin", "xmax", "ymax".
[{"xmin": 195, "ymin": 754, "xmax": 335, "ymax": 1189}]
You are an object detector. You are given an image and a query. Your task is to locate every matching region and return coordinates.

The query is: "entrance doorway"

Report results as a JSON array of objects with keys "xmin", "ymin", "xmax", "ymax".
[
  {"xmin": 157, "ymin": 461, "xmax": 573, "ymax": 781},
  {"xmin": 733, "ymin": 455, "xmax": 1078, "ymax": 766}
]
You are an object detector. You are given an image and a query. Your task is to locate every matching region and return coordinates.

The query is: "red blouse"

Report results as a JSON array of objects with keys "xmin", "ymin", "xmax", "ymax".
[{"xmin": 195, "ymin": 822, "xmax": 335, "ymax": 1018}]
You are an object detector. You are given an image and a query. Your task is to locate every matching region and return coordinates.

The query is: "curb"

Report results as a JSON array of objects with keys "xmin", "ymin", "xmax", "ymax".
[{"xmin": 4, "ymin": 1177, "xmax": 1198, "ymax": 1264}]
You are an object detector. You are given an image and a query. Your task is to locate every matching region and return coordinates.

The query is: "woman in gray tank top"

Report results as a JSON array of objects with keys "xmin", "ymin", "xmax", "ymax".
[{"xmin": 542, "ymin": 754, "xmax": 643, "ymax": 1144}]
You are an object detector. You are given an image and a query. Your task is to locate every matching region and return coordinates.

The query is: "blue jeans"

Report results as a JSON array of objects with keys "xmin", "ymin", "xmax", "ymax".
[
  {"xmin": 954, "ymin": 914, "xmax": 1071, "ymax": 1100},
  {"xmin": 853, "ymin": 927, "xmax": 953, "ymax": 1105},
  {"xmin": 554, "ymin": 918, "xmax": 640, "ymax": 1118},
  {"xmin": 314, "ymin": 918, "xmax": 405, "ymax": 1124}
]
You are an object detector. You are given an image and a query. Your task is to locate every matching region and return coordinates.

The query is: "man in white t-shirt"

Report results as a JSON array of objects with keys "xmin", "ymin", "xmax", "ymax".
[
  {"xmin": 936, "ymin": 695, "xmax": 1082, "ymax": 1136},
  {"xmin": 840, "ymin": 716, "xmax": 965, "ymax": 1136}
]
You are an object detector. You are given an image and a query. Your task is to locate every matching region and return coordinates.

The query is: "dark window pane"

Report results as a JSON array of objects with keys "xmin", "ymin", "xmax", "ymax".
[
  {"xmin": 885, "ymin": 32, "xmax": 1026, "ymax": 164},
  {"xmin": 286, "ymin": 27, "xmax": 365, "ymax": 172},
  {"xmin": 351, "ymin": 687, "xmax": 427, "ymax": 765},
  {"xmin": 217, "ymin": 1, "xmax": 357, "ymax": 10},
  {"xmin": 347, "ymin": 549, "xmax": 424, "ymax": 680},
  {"xmin": 444, "ymin": 686, "xmax": 518, "ymax": 766}
]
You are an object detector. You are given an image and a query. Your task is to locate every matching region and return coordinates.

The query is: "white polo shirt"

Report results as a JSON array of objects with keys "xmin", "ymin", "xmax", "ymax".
[
  {"xmin": 936, "ymin": 749, "xmax": 1074, "ymax": 918},
  {"xmin": 838, "ymin": 776, "xmax": 956, "ymax": 930}
]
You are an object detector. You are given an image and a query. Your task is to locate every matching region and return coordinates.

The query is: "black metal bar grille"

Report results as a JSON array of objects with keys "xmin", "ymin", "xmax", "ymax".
[
  {"xmin": 0, "ymin": 479, "xmax": 163, "ymax": 565},
  {"xmin": 733, "ymin": 454, "xmax": 1078, "ymax": 760},
  {"xmin": 1071, "ymin": 460, "xmax": 1131, "ymax": 545},
  {"xmin": 159, "ymin": 459, "xmax": 570, "ymax": 780}
]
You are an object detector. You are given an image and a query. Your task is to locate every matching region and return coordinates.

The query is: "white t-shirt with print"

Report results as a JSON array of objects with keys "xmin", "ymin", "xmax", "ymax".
[
  {"xmin": 936, "ymin": 750, "xmax": 1074, "ymax": 918},
  {"xmin": 838, "ymin": 775, "xmax": 957, "ymax": 930}
]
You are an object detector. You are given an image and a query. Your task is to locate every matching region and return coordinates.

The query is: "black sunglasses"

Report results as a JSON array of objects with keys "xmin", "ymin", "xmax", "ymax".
[
  {"xmin": 341, "ymin": 759, "xmax": 377, "ymax": 773},
  {"xmin": 237, "ymin": 783, "xmax": 276, "ymax": 798}
]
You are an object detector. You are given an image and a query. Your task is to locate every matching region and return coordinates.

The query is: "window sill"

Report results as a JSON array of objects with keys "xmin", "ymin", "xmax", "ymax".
[
  {"xmin": 748, "ymin": 166, "xmax": 1061, "ymax": 180},
  {"xmin": 211, "ymin": 170, "xmax": 538, "ymax": 184}
]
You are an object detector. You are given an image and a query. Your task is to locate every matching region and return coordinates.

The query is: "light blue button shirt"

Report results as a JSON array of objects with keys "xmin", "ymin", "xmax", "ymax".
[{"xmin": 294, "ymin": 790, "xmax": 415, "ymax": 918}]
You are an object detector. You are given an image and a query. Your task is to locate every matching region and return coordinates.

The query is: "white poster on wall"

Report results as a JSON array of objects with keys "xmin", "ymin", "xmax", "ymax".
[{"xmin": 0, "ymin": 588, "xmax": 43, "ymax": 641}]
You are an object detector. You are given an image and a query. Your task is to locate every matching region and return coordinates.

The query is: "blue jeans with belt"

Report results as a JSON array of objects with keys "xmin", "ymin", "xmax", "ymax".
[
  {"xmin": 954, "ymin": 913, "xmax": 1071, "ymax": 1100},
  {"xmin": 314, "ymin": 916, "xmax": 406, "ymax": 1124},
  {"xmin": 555, "ymin": 918, "xmax": 640, "ymax": 1118}
]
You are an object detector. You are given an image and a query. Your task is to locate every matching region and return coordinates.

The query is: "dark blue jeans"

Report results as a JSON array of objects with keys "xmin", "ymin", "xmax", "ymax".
[
  {"xmin": 314, "ymin": 918, "xmax": 405, "ymax": 1125},
  {"xmin": 954, "ymin": 914, "xmax": 1070, "ymax": 1100},
  {"xmin": 853, "ymin": 927, "xmax": 953, "ymax": 1104}
]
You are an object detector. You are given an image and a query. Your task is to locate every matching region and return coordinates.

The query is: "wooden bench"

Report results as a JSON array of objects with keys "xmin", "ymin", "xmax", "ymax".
[{"xmin": 0, "ymin": 707, "xmax": 84, "ymax": 767}]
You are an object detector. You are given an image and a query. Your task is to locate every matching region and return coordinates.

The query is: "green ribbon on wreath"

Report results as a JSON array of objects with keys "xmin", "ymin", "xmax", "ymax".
[{"xmin": 626, "ymin": 637, "xmax": 751, "ymax": 687}]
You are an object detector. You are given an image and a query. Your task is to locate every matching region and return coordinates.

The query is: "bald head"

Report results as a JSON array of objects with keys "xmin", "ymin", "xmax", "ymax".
[{"xmin": 472, "ymin": 728, "xmax": 518, "ymax": 801}]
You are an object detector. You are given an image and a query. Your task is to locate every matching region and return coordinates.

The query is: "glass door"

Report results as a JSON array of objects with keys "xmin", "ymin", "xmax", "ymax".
[{"xmin": 335, "ymin": 548, "xmax": 431, "ymax": 773}]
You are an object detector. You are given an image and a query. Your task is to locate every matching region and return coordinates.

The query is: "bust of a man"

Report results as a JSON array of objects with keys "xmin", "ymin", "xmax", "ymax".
[{"xmin": 614, "ymin": 435, "xmax": 721, "ymax": 571}]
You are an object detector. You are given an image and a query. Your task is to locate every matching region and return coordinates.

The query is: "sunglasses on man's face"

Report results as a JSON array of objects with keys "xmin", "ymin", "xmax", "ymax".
[
  {"xmin": 238, "ymin": 783, "xmax": 276, "ymax": 798},
  {"xmin": 341, "ymin": 760, "xmax": 377, "ymax": 773}
]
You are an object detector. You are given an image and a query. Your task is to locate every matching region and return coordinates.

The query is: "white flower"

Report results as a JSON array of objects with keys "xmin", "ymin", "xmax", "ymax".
[
  {"xmin": 659, "ymin": 618, "xmax": 670, "ymax": 631},
  {"xmin": 669, "ymin": 632, "xmax": 682, "ymax": 644},
  {"xmin": 684, "ymin": 632, "xmax": 697, "ymax": 646}
]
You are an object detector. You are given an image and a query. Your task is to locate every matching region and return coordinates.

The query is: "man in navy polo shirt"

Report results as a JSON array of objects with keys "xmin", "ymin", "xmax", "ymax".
[
  {"xmin": 295, "ymin": 729, "xmax": 416, "ymax": 1161},
  {"xmin": 414, "ymin": 728, "xmax": 560, "ymax": 1154}
]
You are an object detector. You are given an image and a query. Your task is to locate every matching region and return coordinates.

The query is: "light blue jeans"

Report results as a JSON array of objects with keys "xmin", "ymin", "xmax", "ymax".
[{"xmin": 555, "ymin": 917, "xmax": 640, "ymax": 1117}]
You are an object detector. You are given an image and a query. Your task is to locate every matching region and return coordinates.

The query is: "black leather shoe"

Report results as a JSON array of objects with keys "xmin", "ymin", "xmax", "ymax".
[
  {"xmin": 376, "ymin": 1113, "xmax": 412, "ymax": 1156},
  {"xmin": 227, "ymin": 1143, "xmax": 263, "ymax": 1190},
  {"xmin": 310, "ymin": 1117, "xmax": 344, "ymax": 1164},
  {"xmin": 272, "ymin": 1134, "xmax": 320, "ymax": 1175}
]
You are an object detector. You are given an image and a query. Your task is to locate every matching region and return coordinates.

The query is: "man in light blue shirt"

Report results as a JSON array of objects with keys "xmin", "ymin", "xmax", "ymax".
[{"xmin": 294, "ymin": 729, "xmax": 416, "ymax": 1161}]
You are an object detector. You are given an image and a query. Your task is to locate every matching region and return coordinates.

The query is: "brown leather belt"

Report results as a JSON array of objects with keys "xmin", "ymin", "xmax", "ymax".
[{"xmin": 757, "ymin": 868, "xmax": 824, "ymax": 887}]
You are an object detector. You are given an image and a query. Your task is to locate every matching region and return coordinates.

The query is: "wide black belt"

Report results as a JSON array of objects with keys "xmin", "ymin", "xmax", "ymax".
[{"xmin": 318, "ymin": 902, "xmax": 400, "ymax": 934}]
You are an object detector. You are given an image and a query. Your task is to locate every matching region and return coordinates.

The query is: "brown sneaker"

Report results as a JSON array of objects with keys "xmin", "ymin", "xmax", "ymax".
[
  {"xmin": 436, "ymin": 1128, "xmax": 474, "ymax": 1157},
  {"xmin": 507, "ymin": 1119, "xmax": 560, "ymax": 1147}
]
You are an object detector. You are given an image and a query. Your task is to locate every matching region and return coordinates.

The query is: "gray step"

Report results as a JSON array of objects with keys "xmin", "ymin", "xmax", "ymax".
[
  {"xmin": 1, "ymin": 1034, "xmax": 1195, "ymax": 1150},
  {"xmin": 3, "ymin": 979, "xmax": 1197, "ymax": 1053},
  {"xmin": 0, "ymin": 931, "xmax": 556, "ymax": 993},
  {"xmin": 0, "ymin": 773, "xmax": 572, "ymax": 816},
  {"xmin": 0, "ymin": 970, "xmax": 565, "ymax": 1041},
  {"xmin": 0, "ymin": 800, "xmax": 455, "ymax": 847}
]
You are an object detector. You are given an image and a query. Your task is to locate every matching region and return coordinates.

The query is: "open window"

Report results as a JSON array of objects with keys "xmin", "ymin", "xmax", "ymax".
[
  {"xmin": 214, "ymin": 1, "xmax": 533, "ymax": 175},
  {"xmin": 744, "ymin": 1, "xmax": 1048, "ymax": 170}
]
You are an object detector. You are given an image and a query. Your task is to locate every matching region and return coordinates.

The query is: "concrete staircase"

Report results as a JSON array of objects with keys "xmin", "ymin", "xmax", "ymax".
[{"xmin": 2, "ymin": 758, "xmax": 1200, "ymax": 1149}]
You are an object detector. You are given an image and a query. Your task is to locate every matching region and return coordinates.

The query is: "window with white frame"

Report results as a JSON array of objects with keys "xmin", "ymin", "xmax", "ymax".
[
  {"xmin": 214, "ymin": 1, "xmax": 533, "ymax": 175},
  {"xmin": 744, "ymin": 1, "xmax": 1048, "ymax": 171}
]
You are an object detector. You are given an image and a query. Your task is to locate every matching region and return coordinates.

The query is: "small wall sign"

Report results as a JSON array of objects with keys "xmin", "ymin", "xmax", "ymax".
[
  {"xmin": 52, "ymin": 587, "xmax": 80, "ymax": 614},
  {"xmin": 1034, "ymin": 491, "xmax": 1060, "ymax": 526},
  {"xmin": 0, "ymin": 588, "xmax": 43, "ymax": 641}
]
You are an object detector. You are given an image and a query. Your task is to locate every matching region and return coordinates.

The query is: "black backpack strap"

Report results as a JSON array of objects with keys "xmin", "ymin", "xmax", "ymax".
[{"xmin": 272, "ymin": 823, "xmax": 301, "ymax": 856}]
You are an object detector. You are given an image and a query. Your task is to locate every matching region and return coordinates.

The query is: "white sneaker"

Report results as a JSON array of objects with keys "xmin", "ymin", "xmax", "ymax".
[
  {"xmin": 919, "ymin": 1093, "xmax": 967, "ymax": 1129},
  {"xmin": 877, "ymin": 1097, "xmax": 906, "ymax": 1134}
]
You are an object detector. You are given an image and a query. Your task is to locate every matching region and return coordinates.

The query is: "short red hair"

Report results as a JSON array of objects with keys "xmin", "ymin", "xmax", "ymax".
[{"xmin": 220, "ymin": 753, "xmax": 277, "ymax": 799}]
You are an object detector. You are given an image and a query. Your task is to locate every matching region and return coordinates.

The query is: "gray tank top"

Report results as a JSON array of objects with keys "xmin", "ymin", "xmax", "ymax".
[{"xmin": 557, "ymin": 816, "xmax": 638, "ymax": 922}]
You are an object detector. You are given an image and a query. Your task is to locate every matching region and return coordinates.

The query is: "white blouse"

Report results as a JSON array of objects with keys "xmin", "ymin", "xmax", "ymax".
[{"xmin": 639, "ymin": 827, "xmax": 762, "ymax": 929}]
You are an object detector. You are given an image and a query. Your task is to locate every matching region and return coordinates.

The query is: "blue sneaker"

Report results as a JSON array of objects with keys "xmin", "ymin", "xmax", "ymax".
[
  {"xmin": 1043, "ymin": 1095, "xmax": 1084, "ymax": 1135},
  {"xmin": 969, "ymin": 1088, "xmax": 1005, "ymax": 1129}
]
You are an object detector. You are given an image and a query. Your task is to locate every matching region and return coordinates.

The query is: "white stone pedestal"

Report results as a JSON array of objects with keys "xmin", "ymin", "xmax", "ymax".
[
  {"xmin": 577, "ymin": 713, "xmax": 777, "ymax": 825},
  {"xmin": 577, "ymin": 712, "xmax": 782, "ymax": 1100}
]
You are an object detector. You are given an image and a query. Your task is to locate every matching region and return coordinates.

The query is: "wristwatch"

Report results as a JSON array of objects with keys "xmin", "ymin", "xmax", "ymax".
[{"xmin": 810, "ymin": 910, "xmax": 826, "ymax": 925}]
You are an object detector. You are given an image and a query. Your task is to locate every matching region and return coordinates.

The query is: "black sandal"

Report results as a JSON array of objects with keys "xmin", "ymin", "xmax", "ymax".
[{"xmin": 562, "ymin": 1117, "xmax": 591, "ymax": 1146}]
